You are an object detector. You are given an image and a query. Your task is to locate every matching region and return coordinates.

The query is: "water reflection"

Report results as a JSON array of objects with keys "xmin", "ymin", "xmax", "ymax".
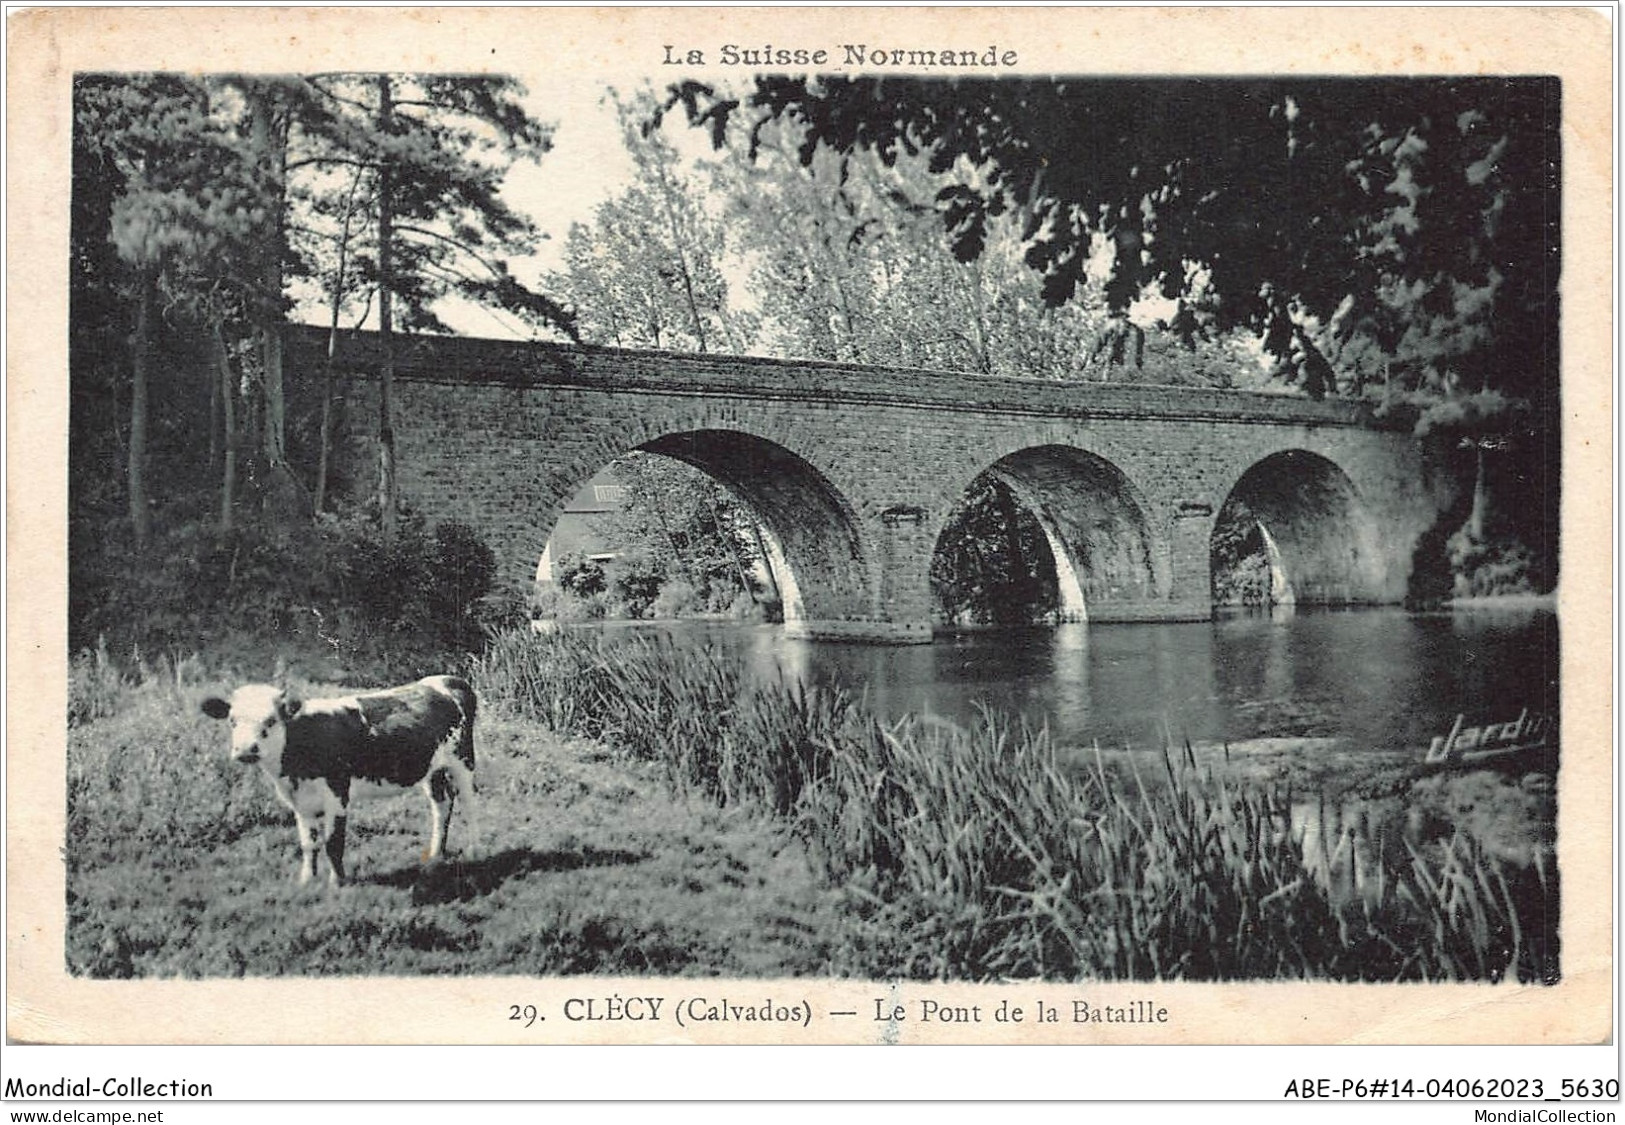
[{"xmin": 664, "ymin": 604, "xmax": 1557, "ymax": 757}]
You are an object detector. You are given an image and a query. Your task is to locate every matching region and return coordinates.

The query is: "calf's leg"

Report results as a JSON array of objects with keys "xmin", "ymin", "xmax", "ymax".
[
  {"xmin": 292, "ymin": 810, "xmax": 321, "ymax": 885},
  {"xmin": 324, "ymin": 815, "xmax": 348, "ymax": 886},
  {"xmin": 423, "ymin": 768, "xmax": 457, "ymax": 863}
]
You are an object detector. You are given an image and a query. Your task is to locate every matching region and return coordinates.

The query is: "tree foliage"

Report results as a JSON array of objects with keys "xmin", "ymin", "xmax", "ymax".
[
  {"xmin": 74, "ymin": 75, "xmax": 269, "ymax": 544},
  {"xmin": 290, "ymin": 73, "xmax": 575, "ymax": 339},
  {"xmin": 716, "ymin": 116, "xmax": 1262, "ymax": 384},
  {"xmin": 544, "ymin": 91, "xmax": 747, "ymax": 351},
  {"xmin": 667, "ymin": 76, "xmax": 1558, "ymax": 407},
  {"xmin": 930, "ymin": 477, "xmax": 1058, "ymax": 625}
]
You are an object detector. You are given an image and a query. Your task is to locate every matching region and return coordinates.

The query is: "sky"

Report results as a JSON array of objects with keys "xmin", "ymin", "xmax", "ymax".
[{"xmin": 508, "ymin": 76, "xmax": 635, "ymax": 270}]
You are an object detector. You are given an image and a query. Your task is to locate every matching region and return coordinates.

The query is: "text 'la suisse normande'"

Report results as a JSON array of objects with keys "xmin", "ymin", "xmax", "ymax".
[{"xmin": 664, "ymin": 44, "xmax": 1020, "ymax": 69}]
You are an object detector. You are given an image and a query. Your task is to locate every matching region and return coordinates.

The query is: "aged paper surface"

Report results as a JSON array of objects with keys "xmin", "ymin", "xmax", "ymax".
[{"xmin": 5, "ymin": 4, "xmax": 1613, "ymax": 1056}]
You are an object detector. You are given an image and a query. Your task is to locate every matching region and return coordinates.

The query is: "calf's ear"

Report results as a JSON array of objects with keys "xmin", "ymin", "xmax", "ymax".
[
  {"xmin": 201, "ymin": 697, "xmax": 231, "ymax": 720},
  {"xmin": 281, "ymin": 694, "xmax": 303, "ymax": 719}
]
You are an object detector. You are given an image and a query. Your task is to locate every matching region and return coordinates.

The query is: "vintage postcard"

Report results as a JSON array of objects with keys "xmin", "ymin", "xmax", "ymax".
[{"xmin": 4, "ymin": 3, "xmax": 1615, "ymax": 1096}]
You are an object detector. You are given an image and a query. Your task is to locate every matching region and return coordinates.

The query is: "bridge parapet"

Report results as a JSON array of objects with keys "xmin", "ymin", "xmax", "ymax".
[{"xmin": 291, "ymin": 325, "xmax": 1393, "ymax": 432}]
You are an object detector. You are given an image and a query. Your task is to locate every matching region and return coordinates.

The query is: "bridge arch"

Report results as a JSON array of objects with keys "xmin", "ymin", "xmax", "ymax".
[
  {"xmin": 530, "ymin": 425, "xmax": 875, "ymax": 634},
  {"xmin": 928, "ymin": 444, "xmax": 1164, "ymax": 625},
  {"xmin": 1211, "ymin": 449, "xmax": 1387, "ymax": 607}
]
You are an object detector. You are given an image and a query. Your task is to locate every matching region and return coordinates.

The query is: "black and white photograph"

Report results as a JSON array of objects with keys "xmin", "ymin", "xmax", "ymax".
[{"xmin": 5, "ymin": 1, "xmax": 1616, "ymax": 1096}]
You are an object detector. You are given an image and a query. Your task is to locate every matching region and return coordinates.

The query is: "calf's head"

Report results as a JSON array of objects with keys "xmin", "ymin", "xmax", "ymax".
[{"xmin": 201, "ymin": 684, "xmax": 303, "ymax": 766}]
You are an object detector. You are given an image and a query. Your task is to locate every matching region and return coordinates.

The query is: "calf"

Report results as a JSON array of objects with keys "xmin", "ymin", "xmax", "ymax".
[{"xmin": 201, "ymin": 675, "xmax": 476, "ymax": 886}]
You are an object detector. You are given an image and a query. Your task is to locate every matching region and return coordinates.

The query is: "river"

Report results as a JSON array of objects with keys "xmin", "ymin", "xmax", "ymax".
[{"xmin": 671, "ymin": 603, "xmax": 1558, "ymax": 759}]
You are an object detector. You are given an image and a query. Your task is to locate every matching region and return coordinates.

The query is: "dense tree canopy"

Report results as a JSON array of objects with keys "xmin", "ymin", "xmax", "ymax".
[{"xmin": 667, "ymin": 76, "xmax": 1559, "ymax": 411}]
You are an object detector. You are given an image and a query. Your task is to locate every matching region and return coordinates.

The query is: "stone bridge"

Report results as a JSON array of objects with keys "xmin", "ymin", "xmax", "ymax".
[{"xmin": 297, "ymin": 327, "xmax": 1453, "ymax": 643}]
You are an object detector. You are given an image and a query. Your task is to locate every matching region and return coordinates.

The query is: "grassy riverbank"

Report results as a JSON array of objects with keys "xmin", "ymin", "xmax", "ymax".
[
  {"xmin": 67, "ymin": 652, "xmax": 843, "ymax": 977},
  {"xmin": 65, "ymin": 631, "xmax": 1558, "ymax": 981}
]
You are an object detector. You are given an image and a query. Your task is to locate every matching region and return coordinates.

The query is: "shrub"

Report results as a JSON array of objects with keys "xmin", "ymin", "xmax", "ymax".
[
  {"xmin": 328, "ymin": 514, "xmax": 434, "ymax": 630},
  {"xmin": 611, "ymin": 550, "xmax": 665, "ymax": 619},
  {"xmin": 1406, "ymin": 518, "xmax": 1457, "ymax": 608},
  {"xmin": 530, "ymin": 583, "xmax": 607, "ymax": 622},
  {"xmin": 724, "ymin": 590, "xmax": 759, "ymax": 620},
  {"xmin": 703, "ymin": 580, "xmax": 747, "ymax": 614},
  {"xmin": 474, "ymin": 587, "xmax": 530, "ymax": 636},
  {"xmin": 651, "ymin": 579, "xmax": 699, "ymax": 619},
  {"xmin": 428, "ymin": 521, "xmax": 498, "ymax": 645},
  {"xmin": 555, "ymin": 553, "xmax": 607, "ymax": 599},
  {"xmin": 70, "ymin": 503, "xmax": 505, "ymax": 679},
  {"xmin": 756, "ymin": 593, "xmax": 785, "ymax": 624},
  {"xmin": 69, "ymin": 637, "xmax": 134, "ymax": 728},
  {"xmin": 1448, "ymin": 527, "xmax": 1545, "ymax": 598}
]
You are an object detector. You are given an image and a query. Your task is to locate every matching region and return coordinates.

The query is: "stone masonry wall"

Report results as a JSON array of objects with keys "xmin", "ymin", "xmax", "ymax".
[{"xmin": 303, "ymin": 327, "xmax": 1445, "ymax": 642}]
